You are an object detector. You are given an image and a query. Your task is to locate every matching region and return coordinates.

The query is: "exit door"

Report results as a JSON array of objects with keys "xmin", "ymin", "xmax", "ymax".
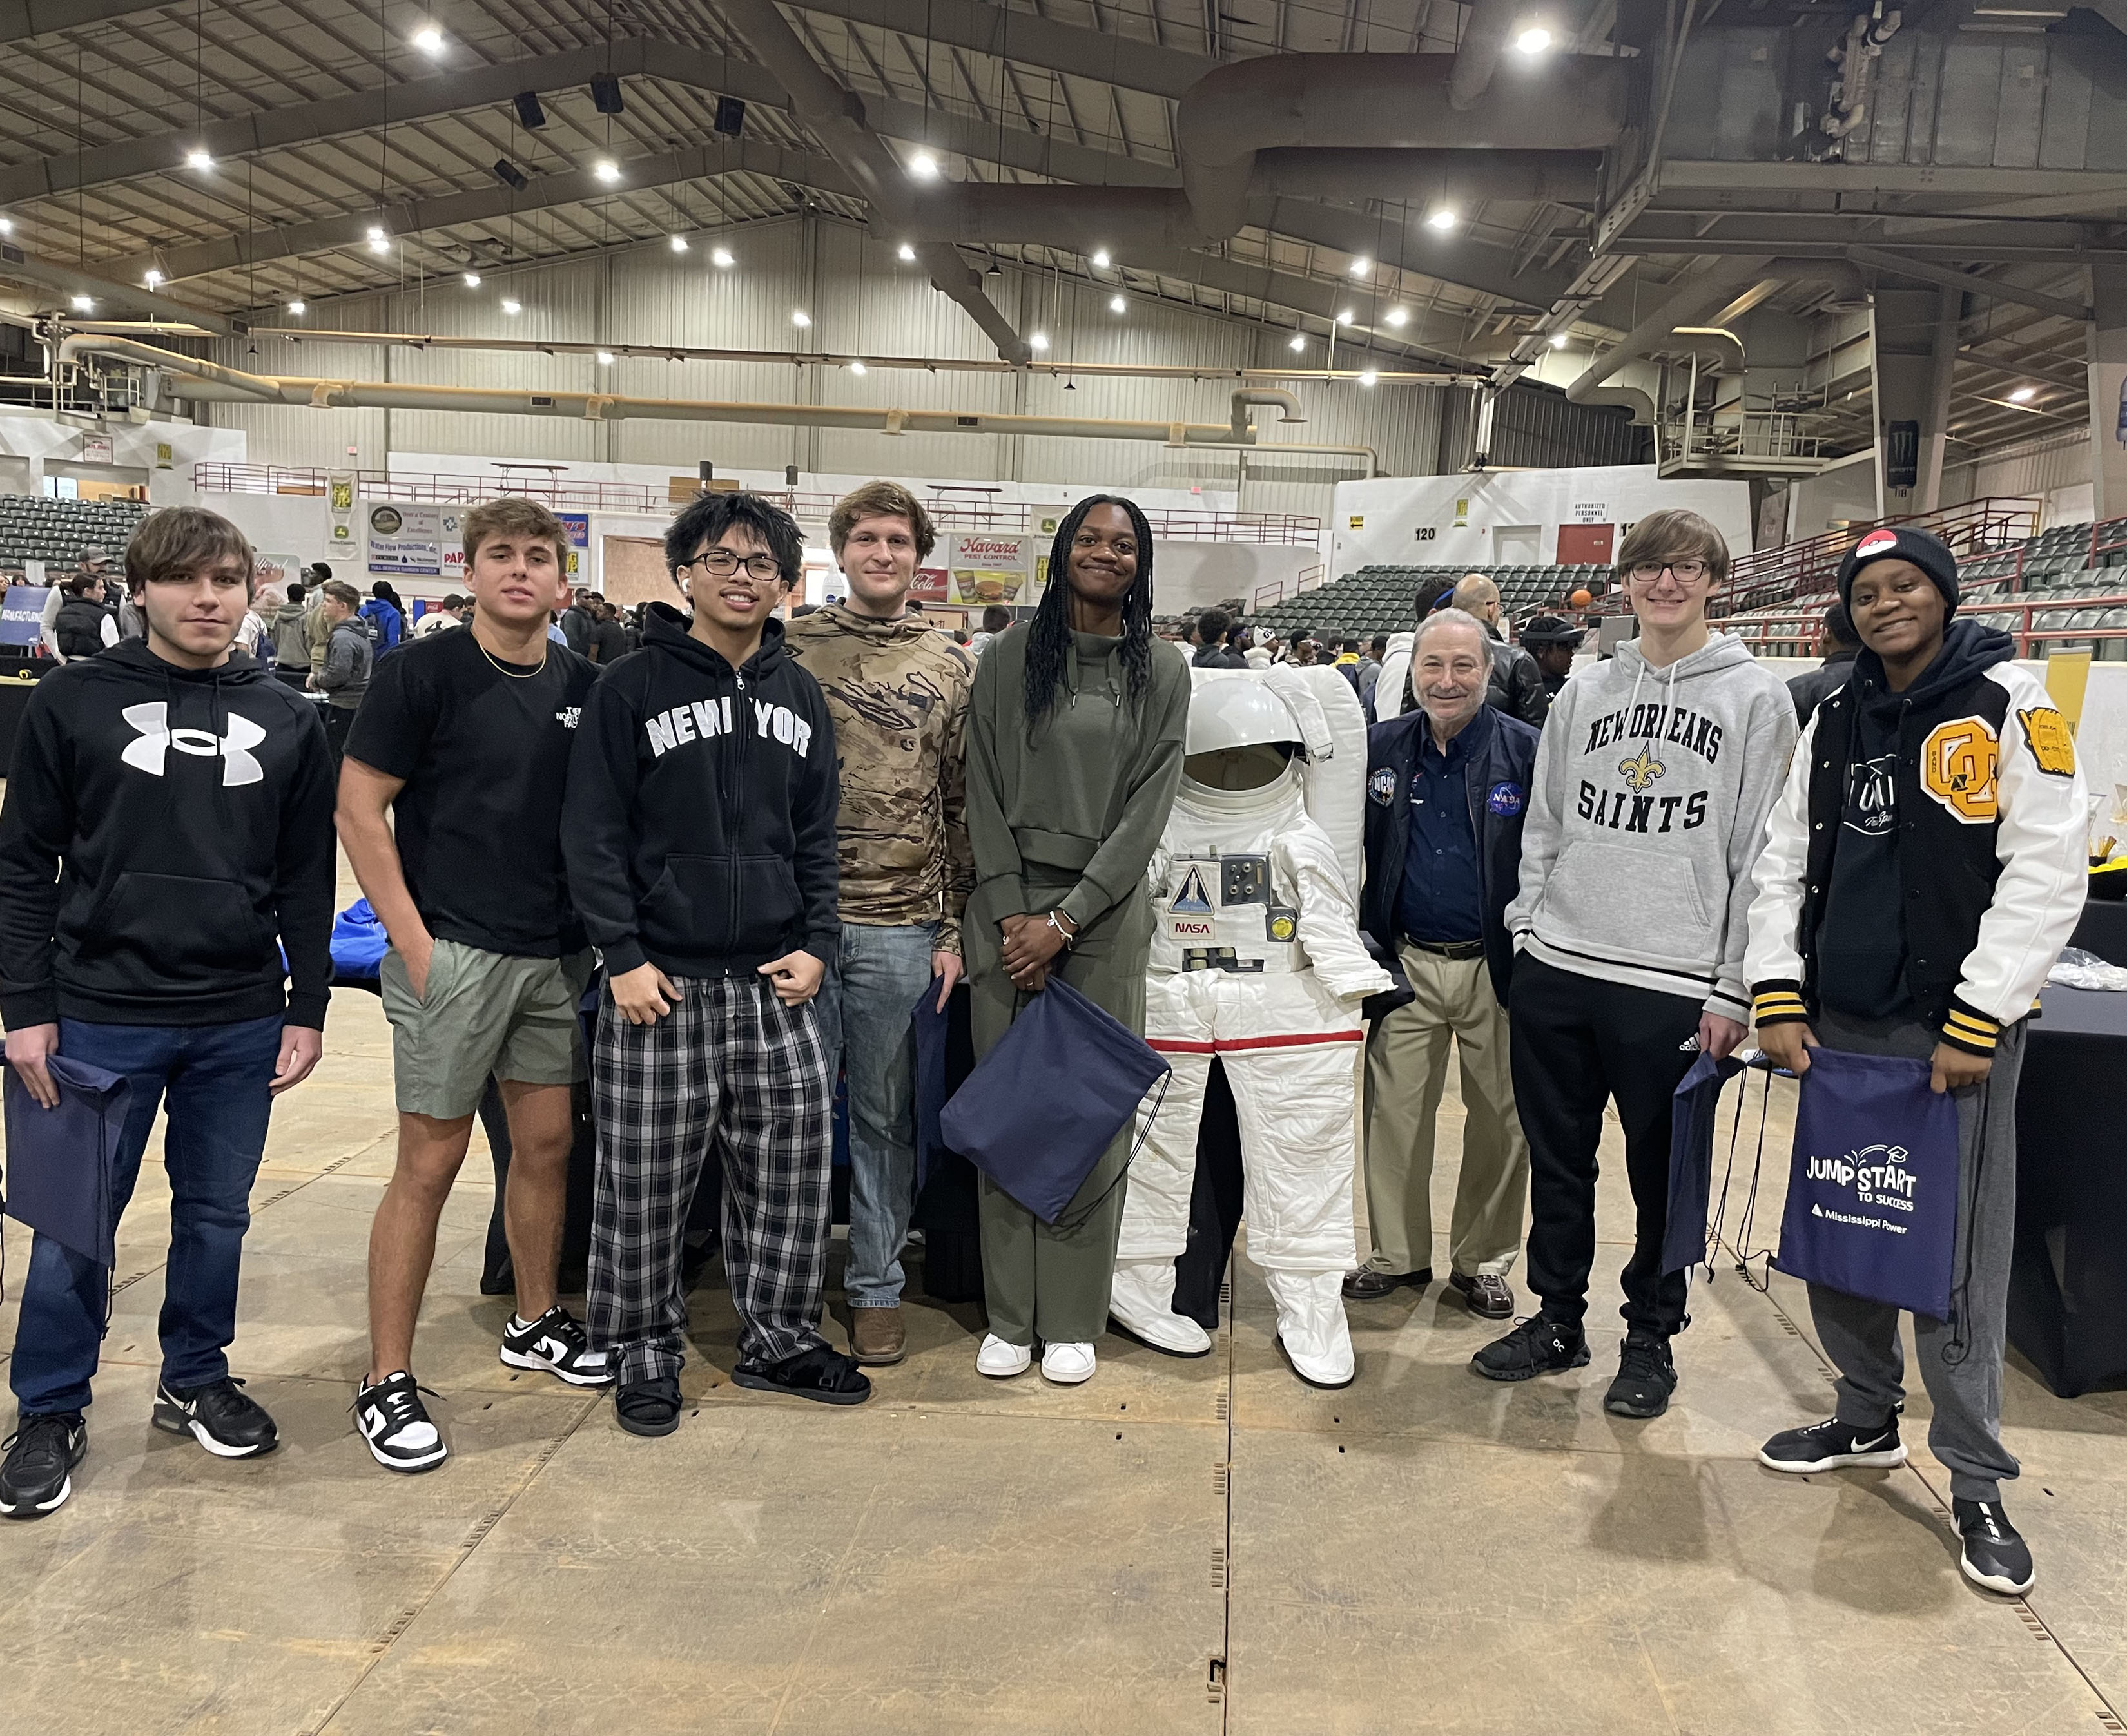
[{"xmin": 1556, "ymin": 523, "xmax": 1615, "ymax": 564}]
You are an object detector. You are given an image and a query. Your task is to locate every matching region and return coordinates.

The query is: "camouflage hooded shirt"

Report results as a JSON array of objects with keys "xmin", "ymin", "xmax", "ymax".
[{"xmin": 786, "ymin": 603, "xmax": 975, "ymax": 952}]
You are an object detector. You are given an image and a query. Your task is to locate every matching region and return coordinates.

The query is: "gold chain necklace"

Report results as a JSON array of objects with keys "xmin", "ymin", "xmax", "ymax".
[{"xmin": 476, "ymin": 632, "xmax": 548, "ymax": 679}]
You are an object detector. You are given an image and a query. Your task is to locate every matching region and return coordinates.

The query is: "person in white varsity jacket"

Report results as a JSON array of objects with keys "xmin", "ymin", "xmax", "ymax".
[
  {"xmin": 1745, "ymin": 525, "xmax": 2085, "ymax": 1599},
  {"xmin": 1470, "ymin": 509, "xmax": 1798, "ymax": 1419}
]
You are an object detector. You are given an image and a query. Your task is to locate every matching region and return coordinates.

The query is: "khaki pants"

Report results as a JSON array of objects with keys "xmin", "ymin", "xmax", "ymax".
[{"xmin": 1361, "ymin": 944, "xmax": 1528, "ymax": 1278}]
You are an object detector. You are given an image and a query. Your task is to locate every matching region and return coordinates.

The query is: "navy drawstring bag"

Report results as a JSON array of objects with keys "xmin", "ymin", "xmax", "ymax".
[
  {"xmin": 1661, "ymin": 1050, "xmax": 1744, "ymax": 1276},
  {"xmin": 940, "ymin": 977, "xmax": 1171, "ymax": 1226},
  {"xmin": 1774, "ymin": 1046, "xmax": 1961, "ymax": 1320}
]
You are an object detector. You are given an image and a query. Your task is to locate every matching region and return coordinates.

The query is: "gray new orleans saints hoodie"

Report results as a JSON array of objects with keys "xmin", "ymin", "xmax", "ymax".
[{"xmin": 1504, "ymin": 631, "xmax": 1797, "ymax": 1021}]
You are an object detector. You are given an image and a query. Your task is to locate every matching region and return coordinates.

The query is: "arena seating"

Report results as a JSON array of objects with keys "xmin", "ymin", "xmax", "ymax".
[
  {"xmin": 1250, "ymin": 563, "xmax": 1609, "ymax": 640},
  {"xmin": 0, "ymin": 496, "xmax": 151, "ymax": 567}
]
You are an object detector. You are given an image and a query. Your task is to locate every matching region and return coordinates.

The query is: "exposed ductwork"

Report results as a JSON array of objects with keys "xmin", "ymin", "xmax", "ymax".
[
  {"xmin": 715, "ymin": 0, "xmax": 1031, "ymax": 365},
  {"xmin": 1251, "ymin": 148, "xmax": 1603, "ymax": 208},
  {"xmin": 1448, "ymin": 0, "xmax": 1524, "ymax": 110},
  {"xmin": 1174, "ymin": 53, "xmax": 1631, "ymax": 238},
  {"xmin": 1564, "ymin": 257, "xmax": 1774, "ymax": 404},
  {"xmin": 64, "ymin": 338, "xmax": 1375, "ymax": 468}
]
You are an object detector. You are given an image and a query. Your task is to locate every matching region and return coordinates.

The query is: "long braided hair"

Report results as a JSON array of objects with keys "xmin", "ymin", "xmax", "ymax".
[{"xmin": 1021, "ymin": 493, "xmax": 1156, "ymax": 735}]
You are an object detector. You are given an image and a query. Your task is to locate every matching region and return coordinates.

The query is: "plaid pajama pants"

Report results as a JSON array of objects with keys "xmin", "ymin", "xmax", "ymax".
[{"xmin": 588, "ymin": 974, "xmax": 833, "ymax": 1384}]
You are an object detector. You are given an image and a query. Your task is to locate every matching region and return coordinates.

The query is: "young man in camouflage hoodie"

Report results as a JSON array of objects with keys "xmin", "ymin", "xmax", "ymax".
[{"xmin": 787, "ymin": 482, "xmax": 976, "ymax": 1366}]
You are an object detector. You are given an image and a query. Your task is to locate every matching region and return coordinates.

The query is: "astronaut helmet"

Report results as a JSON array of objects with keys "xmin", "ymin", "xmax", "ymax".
[{"xmin": 1184, "ymin": 671, "xmax": 1306, "ymax": 791}]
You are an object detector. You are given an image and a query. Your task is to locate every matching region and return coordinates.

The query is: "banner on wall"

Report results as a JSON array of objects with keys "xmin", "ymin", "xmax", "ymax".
[
  {"xmin": 947, "ymin": 532, "xmax": 1034, "ymax": 607},
  {"xmin": 0, "ymin": 586, "xmax": 44, "ymax": 646},
  {"xmin": 79, "ymin": 432, "xmax": 113, "ymax": 465},
  {"xmin": 366, "ymin": 503, "xmax": 443, "ymax": 576},
  {"xmin": 558, "ymin": 512, "xmax": 590, "ymax": 581}
]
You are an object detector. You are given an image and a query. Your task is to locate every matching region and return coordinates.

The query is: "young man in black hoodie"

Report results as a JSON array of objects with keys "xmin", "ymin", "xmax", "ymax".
[
  {"xmin": 0, "ymin": 507, "xmax": 335, "ymax": 1518},
  {"xmin": 564, "ymin": 490, "xmax": 867, "ymax": 1436},
  {"xmin": 1746, "ymin": 527, "xmax": 2086, "ymax": 1596}
]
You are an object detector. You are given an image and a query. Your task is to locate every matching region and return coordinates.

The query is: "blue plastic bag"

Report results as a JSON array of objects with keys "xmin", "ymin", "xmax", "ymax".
[
  {"xmin": 939, "ymin": 978, "xmax": 1170, "ymax": 1226},
  {"xmin": 330, "ymin": 896, "xmax": 390, "ymax": 980},
  {"xmin": 1774, "ymin": 1046, "xmax": 1961, "ymax": 1320}
]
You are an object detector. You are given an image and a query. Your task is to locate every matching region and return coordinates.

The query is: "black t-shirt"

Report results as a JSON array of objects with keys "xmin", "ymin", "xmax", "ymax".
[
  {"xmin": 344, "ymin": 627, "xmax": 598, "ymax": 958},
  {"xmin": 1815, "ymin": 684, "xmax": 1911, "ymax": 1019}
]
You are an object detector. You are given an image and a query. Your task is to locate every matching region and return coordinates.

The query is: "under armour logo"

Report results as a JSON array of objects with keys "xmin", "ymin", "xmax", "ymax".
[
  {"xmin": 120, "ymin": 702, "xmax": 266, "ymax": 786},
  {"xmin": 1618, "ymin": 744, "xmax": 1666, "ymax": 792}
]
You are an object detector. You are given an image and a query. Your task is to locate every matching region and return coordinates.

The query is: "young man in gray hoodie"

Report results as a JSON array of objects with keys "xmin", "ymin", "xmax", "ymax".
[{"xmin": 1471, "ymin": 509, "xmax": 1798, "ymax": 1417}]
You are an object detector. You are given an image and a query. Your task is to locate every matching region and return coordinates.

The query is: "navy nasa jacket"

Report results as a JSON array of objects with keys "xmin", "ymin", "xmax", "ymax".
[
  {"xmin": 562, "ymin": 604, "xmax": 840, "ymax": 979},
  {"xmin": 1360, "ymin": 702, "xmax": 1540, "ymax": 1008}
]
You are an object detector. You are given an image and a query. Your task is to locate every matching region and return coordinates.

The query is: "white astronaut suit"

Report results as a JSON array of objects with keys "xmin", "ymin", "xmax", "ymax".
[{"xmin": 1111, "ymin": 666, "xmax": 1391, "ymax": 1387}]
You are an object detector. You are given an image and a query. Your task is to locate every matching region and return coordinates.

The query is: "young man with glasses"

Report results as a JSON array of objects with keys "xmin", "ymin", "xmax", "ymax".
[
  {"xmin": 565, "ymin": 491, "xmax": 867, "ymax": 1436},
  {"xmin": 340, "ymin": 498, "xmax": 607, "ymax": 1474},
  {"xmin": 787, "ymin": 482, "xmax": 974, "ymax": 1367},
  {"xmin": 1472, "ymin": 509, "xmax": 1796, "ymax": 1418}
]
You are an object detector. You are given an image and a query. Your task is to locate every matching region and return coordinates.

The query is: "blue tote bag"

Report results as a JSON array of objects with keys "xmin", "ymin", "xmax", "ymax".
[
  {"xmin": 1774, "ymin": 1046, "xmax": 1961, "ymax": 1320},
  {"xmin": 940, "ymin": 978, "xmax": 1171, "ymax": 1226},
  {"xmin": 1661, "ymin": 1050, "xmax": 1744, "ymax": 1277},
  {"xmin": 3, "ymin": 1054, "xmax": 132, "ymax": 1271}
]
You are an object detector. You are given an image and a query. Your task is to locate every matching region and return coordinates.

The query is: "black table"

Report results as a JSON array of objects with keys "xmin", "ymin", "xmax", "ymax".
[
  {"xmin": 2069, "ymin": 897, "xmax": 2127, "ymax": 969},
  {"xmin": 2009, "ymin": 982, "xmax": 2127, "ymax": 1396}
]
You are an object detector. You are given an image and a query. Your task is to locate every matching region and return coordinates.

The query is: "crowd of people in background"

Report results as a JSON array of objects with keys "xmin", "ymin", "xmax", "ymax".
[{"xmin": 0, "ymin": 485, "xmax": 2090, "ymax": 1608}]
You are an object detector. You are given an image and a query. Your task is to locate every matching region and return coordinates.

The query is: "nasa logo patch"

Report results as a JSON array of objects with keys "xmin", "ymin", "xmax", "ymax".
[
  {"xmin": 1368, "ymin": 766, "xmax": 1396, "ymax": 805},
  {"xmin": 1855, "ymin": 528, "xmax": 1899, "ymax": 561},
  {"xmin": 1486, "ymin": 780, "xmax": 1525, "ymax": 816}
]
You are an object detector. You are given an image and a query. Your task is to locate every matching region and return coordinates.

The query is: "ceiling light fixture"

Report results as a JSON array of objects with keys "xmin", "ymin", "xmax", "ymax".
[
  {"xmin": 501, "ymin": 298, "xmax": 521, "ymax": 315},
  {"xmin": 2008, "ymin": 384, "xmax": 2037, "ymax": 403},
  {"xmin": 594, "ymin": 159, "xmax": 620, "ymax": 184},
  {"xmin": 367, "ymin": 226, "xmax": 390, "ymax": 253},
  {"xmin": 850, "ymin": 360, "xmax": 868, "ymax": 376},
  {"xmin": 1288, "ymin": 333, "xmax": 1306, "ymax": 352},
  {"xmin": 1550, "ymin": 331, "xmax": 1570, "ymax": 347},
  {"xmin": 1337, "ymin": 309, "xmax": 1354, "ymax": 325},
  {"xmin": 1092, "ymin": 248, "xmax": 1111, "ymax": 269},
  {"xmin": 711, "ymin": 247, "xmax": 734, "ymax": 268},
  {"xmin": 463, "ymin": 272, "xmax": 481, "ymax": 287},
  {"xmin": 413, "ymin": 26, "xmax": 443, "ymax": 52},
  {"xmin": 70, "ymin": 295, "xmax": 93, "ymax": 311},
  {"xmin": 909, "ymin": 151, "xmax": 938, "ymax": 178},
  {"xmin": 144, "ymin": 269, "xmax": 164, "ymax": 288},
  {"xmin": 1109, "ymin": 294, "xmax": 1126, "ymax": 313},
  {"xmin": 1426, "ymin": 208, "xmax": 1457, "ymax": 230},
  {"xmin": 186, "ymin": 149, "xmax": 213, "ymax": 170},
  {"xmin": 1029, "ymin": 331, "xmax": 1050, "ymax": 351},
  {"xmin": 670, "ymin": 235, "xmax": 688, "ymax": 253},
  {"xmin": 1350, "ymin": 257, "xmax": 1371, "ymax": 278},
  {"xmin": 0, "ymin": 218, "xmax": 14, "ymax": 235},
  {"xmin": 596, "ymin": 351, "xmax": 614, "ymax": 365},
  {"xmin": 286, "ymin": 298, "xmax": 304, "ymax": 314},
  {"xmin": 897, "ymin": 242, "xmax": 915, "ymax": 261},
  {"xmin": 1359, "ymin": 369, "xmax": 1379, "ymax": 387},
  {"xmin": 1515, "ymin": 25, "xmax": 1551, "ymax": 53},
  {"xmin": 1384, "ymin": 307, "xmax": 1408, "ymax": 327},
  {"xmin": 792, "ymin": 309, "xmax": 811, "ymax": 327}
]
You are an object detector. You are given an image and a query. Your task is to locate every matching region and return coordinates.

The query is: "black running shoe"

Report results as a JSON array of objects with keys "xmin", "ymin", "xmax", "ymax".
[
  {"xmin": 1603, "ymin": 1333, "xmax": 1678, "ymax": 1419},
  {"xmin": 1758, "ymin": 1415, "xmax": 1907, "ymax": 1474},
  {"xmin": 614, "ymin": 1374, "xmax": 684, "ymax": 1438},
  {"xmin": 732, "ymin": 1345, "xmax": 873, "ymax": 1406},
  {"xmin": 1470, "ymin": 1315, "xmax": 1589, "ymax": 1383},
  {"xmin": 499, "ymin": 1306, "xmax": 615, "ymax": 1388},
  {"xmin": 353, "ymin": 1371, "xmax": 448, "ymax": 1473},
  {"xmin": 0, "ymin": 1413, "xmax": 86, "ymax": 1519},
  {"xmin": 1956, "ymin": 1498, "xmax": 2035, "ymax": 1596},
  {"xmin": 153, "ymin": 1376, "xmax": 279, "ymax": 1458}
]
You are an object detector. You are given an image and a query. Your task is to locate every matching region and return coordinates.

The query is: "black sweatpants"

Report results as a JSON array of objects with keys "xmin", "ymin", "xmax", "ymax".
[{"xmin": 1510, "ymin": 954, "xmax": 1703, "ymax": 1337}]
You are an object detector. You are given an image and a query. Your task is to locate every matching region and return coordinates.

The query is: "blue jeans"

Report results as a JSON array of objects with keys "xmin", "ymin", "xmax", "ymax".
[
  {"xmin": 10, "ymin": 1016, "xmax": 282, "ymax": 1416},
  {"xmin": 814, "ymin": 923, "xmax": 938, "ymax": 1309}
]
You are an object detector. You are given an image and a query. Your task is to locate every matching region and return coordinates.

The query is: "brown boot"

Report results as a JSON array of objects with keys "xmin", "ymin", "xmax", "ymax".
[{"xmin": 850, "ymin": 1305, "xmax": 908, "ymax": 1366}]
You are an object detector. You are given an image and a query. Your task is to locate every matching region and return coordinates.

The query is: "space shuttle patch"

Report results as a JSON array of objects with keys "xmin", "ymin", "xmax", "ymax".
[{"xmin": 1169, "ymin": 863, "xmax": 1217, "ymax": 942}]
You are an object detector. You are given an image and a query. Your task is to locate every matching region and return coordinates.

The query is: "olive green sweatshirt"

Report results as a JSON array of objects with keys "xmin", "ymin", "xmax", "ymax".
[{"xmin": 965, "ymin": 622, "xmax": 1190, "ymax": 936}]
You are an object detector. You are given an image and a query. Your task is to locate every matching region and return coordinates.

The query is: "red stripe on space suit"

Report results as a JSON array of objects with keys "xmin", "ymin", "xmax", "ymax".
[{"xmin": 1147, "ymin": 1030, "xmax": 1365, "ymax": 1054}]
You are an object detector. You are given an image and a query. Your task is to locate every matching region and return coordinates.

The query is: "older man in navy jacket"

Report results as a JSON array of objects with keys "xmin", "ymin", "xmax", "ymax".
[{"xmin": 1347, "ymin": 608, "xmax": 1540, "ymax": 1318}]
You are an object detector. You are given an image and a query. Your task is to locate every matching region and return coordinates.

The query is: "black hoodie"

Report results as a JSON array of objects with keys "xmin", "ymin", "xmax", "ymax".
[
  {"xmin": 562, "ymin": 604, "xmax": 839, "ymax": 979},
  {"xmin": 0, "ymin": 637, "xmax": 338, "ymax": 1030},
  {"xmin": 1813, "ymin": 619, "xmax": 2015, "ymax": 1020}
]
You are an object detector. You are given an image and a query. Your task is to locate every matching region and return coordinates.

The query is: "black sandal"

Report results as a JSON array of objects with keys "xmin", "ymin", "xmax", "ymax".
[
  {"xmin": 614, "ymin": 1374, "xmax": 683, "ymax": 1437},
  {"xmin": 732, "ymin": 1347, "xmax": 873, "ymax": 1407}
]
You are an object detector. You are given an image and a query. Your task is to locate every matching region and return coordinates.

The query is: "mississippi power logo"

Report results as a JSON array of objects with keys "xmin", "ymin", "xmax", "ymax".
[{"xmin": 1805, "ymin": 1141, "xmax": 1918, "ymax": 1233}]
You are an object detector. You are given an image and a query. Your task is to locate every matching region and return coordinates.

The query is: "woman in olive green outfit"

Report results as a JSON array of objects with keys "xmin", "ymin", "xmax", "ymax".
[{"xmin": 963, "ymin": 494, "xmax": 1190, "ymax": 1384}]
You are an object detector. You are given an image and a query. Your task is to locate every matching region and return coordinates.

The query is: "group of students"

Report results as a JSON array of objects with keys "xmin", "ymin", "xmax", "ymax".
[{"xmin": 0, "ymin": 486, "xmax": 2089, "ymax": 1604}]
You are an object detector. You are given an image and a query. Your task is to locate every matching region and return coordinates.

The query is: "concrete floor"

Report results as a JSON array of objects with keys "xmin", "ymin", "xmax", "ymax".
[{"xmin": 3, "ymin": 989, "xmax": 2125, "ymax": 1736}]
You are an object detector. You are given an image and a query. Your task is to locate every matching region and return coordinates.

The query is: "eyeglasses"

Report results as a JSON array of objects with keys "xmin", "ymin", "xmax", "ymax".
[
  {"xmin": 687, "ymin": 550, "xmax": 784, "ymax": 582},
  {"xmin": 1626, "ymin": 559, "xmax": 1711, "ymax": 586}
]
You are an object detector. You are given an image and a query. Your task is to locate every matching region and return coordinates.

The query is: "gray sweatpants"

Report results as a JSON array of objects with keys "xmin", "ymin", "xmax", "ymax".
[{"xmin": 1807, "ymin": 1009, "xmax": 2025, "ymax": 1503}]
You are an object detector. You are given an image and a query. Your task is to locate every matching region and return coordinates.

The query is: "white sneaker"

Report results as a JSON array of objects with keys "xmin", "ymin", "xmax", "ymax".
[
  {"xmin": 1040, "ymin": 1341, "xmax": 1096, "ymax": 1384},
  {"xmin": 1109, "ymin": 1259, "xmax": 1212, "ymax": 1357},
  {"xmin": 976, "ymin": 1334, "xmax": 1032, "ymax": 1378},
  {"xmin": 1263, "ymin": 1269, "xmax": 1356, "ymax": 1388}
]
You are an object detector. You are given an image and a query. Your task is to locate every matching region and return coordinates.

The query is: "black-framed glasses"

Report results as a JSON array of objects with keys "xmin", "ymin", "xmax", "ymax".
[
  {"xmin": 1625, "ymin": 559, "xmax": 1711, "ymax": 586},
  {"xmin": 687, "ymin": 550, "xmax": 784, "ymax": 582}
]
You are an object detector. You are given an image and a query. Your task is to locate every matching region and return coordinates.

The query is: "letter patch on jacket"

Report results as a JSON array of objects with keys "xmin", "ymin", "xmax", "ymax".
[
  {"xmin": 2018, "ymin": 706, "xmax": 2075, "ymax": 777},
  {"xmin": 1919, "ymin": 716, "xmax": 1999, "ymax": 823}
]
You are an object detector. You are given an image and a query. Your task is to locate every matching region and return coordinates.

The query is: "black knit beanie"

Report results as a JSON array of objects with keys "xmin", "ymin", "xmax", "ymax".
[{"xmin": 1836, "ymin": 525, "xmax": 1959, "ymax": 619}]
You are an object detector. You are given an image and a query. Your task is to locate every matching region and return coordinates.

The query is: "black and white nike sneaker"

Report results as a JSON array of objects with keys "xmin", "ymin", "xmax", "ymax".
[
  {"xmin": 1955, "ymin": 1498, "xmax": 2035, "ymax": 1596},
  {"xmin": 499, "ymin": 1306, "xmax": 614, "ymax": 1388},
  {"xmin": 1758, "ymin": 1416, "xmax": 1907, "ymax": 1474},
  {"xmin": 353, "ymin": 1371, "xmax": 448, "ymax": 1473},
  {"xmin": 0, "ymin": 1413, "xmax": 86, "ymax": 1519},
  {"xmin": 152, "ymin": 1376, "xmax": 279, "ymax": 1458}
]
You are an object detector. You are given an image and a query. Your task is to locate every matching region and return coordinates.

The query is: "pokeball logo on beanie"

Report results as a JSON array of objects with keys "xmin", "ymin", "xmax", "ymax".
[{"xmin": 1855, "ymin": 529, "xmax": 1900, "ymax": 560}]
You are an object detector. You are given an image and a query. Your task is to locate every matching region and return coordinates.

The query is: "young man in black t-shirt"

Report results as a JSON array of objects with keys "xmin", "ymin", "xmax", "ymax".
[{"xmin": 338, "ymin": 498, "xmax": 607, "ymax": 1474}]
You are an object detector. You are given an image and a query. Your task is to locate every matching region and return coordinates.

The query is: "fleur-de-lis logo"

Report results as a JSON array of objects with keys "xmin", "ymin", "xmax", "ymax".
[{"xmin": 1618, "ymin": 743, "xmax": 1666, "ymax": 792}]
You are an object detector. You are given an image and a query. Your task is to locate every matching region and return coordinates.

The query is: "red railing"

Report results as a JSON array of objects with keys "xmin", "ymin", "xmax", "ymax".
[
  {"xmin": 191, "ymin": 463, "xmax": 1321, "ymax": 546},
  {"xmin": 1727, "ymin": 590, "xmax": 2127, "ymax": 659},
  {"xmin": 1718, "ymin": 496, "xmax": 2044, "ymax": 617},
  {"xmin": 1250, "ymin": 564, "xmax": 1326, "ymax": 613}
]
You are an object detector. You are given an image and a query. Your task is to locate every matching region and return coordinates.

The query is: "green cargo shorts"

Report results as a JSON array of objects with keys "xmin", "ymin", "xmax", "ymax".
[{"xmin": 379, "ymin": 938, "xmax": 594, "ymax": 1121}]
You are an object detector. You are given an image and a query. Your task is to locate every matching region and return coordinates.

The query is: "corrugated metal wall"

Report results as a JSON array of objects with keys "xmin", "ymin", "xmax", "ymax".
[
  {"xmin": 1941, "ymin": 427, "xmax": 2092, "ymax": 505},
  {"xmin": 203, "ymin": 217, "xmax": 1631, "ymax": 519}
]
